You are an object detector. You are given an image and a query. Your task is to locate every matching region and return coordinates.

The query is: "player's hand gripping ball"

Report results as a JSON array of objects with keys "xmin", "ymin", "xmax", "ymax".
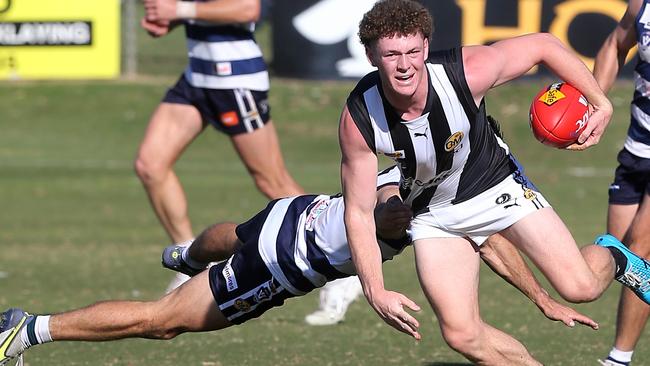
[{"xmin": 529, "ymin": 82, "xmax": 589, "ymax": 148}]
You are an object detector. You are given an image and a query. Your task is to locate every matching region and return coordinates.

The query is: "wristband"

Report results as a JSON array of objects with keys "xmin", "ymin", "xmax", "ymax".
[{"xmin": 176, "ymin": 1, "xmax": 197, "ymax": 19}]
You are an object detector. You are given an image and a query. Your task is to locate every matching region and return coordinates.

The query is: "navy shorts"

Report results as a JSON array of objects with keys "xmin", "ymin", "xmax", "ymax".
[
  {"xmin": 163, "ymin": 74, "xmax": 271, "ymax": 136},
  {"xmin": 608, "ymin": 148, "xmax": 650, "ymax": 204},
  {"xmin": 208, "ymin": 201, "xmax": 295, "ymax": 325}
]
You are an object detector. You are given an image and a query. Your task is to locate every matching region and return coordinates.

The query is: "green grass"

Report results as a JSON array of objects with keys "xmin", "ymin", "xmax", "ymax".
[{"xmin": 0, "ymin": 78, "xmax": 639, "ymax": 365}]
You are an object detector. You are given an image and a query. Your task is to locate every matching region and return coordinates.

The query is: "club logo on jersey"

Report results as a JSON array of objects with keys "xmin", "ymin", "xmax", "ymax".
[
  {"xmin": 221, "ymin": 111, "xmax": 239, "ymax": 127},
  {"xmin": 538, "ymin": 83, "xmax": 566, "ymax": 106},
  {"xmin": 234, "ymin": 299, "xmax": 251, "ymax": 312},
  {"xmin": 215, "ymin": 61, "xmax": 232, "ymax": 76},
  {"xmin": 305, "ymin": 199, "xmax": 329, "ymax": 230},
  {"xmin": 383, "ymin": 150, "xmax": 405, "ymax": 160},
  {"xmin": 523, "ymin": 188, "xmax": 537, "ymax": 200},
  {"xmin": 222, "ymin": 258, "xmax": 238, "ymax": 292},
  {"xmin": 444, "ymin": 131, "xmax": 464, "ymax": 152}
]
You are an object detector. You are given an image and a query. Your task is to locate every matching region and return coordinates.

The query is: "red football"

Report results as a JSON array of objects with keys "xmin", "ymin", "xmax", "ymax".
[{"xmin": 529, "ymin": 82, "xmax": 589, "ymax": 148}]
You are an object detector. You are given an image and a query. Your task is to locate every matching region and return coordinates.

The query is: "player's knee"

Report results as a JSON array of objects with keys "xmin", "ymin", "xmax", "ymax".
[
  {"xmin": 440, "ymin": 324, "xmax": 481, "ymax": 356},
  {"xmin": 134, "ymin": 156, "xmax": 166, "ymax": 186},
  {"xmin": 557, "ymin": 277, "xmax": 601, "ymax": 303}
]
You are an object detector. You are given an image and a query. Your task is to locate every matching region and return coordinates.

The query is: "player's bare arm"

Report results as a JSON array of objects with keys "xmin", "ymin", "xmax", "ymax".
[
  {"xmin": 480, "ymin": 234, "xmax": 599, "ymax": 330},
  {"xmin": 339, "ymin": 106, "xmax": 421, "ymax": 340},
  {"xmin": 463, "ymin": 33, "xmax": 613, "ymax": 149},
  {"xmin": 144, "ymin": 0, "xmax": 260, "ymax": 23},
  {"xmin": 593, "ymin": 0, "xmax": 642, "ymax": 93}
]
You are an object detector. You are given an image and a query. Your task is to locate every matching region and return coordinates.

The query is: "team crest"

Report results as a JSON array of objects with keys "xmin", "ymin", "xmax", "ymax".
[
  {"xmin": 538, "ymin": 83, "xmax": 566, "ymax": 106},
  {"xmin": 253, "ymin": 280, "xmax": 277, "ymax": 303},
  {"xmin": 383, "ymin": 150, "xmax": 405, "ymax": 159},
  {"xmin": 234, "ymin": 299, "xmax": 251, "ymax": 312},
  {"xmin": 445, "ymin": 132, "xmax": 464, "ymax": 152},
  {"xmin": 523, "ymin": 188, "xmax": 537, "ymax": 200}
]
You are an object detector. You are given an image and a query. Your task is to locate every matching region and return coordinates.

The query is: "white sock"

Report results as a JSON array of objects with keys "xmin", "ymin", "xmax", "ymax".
[
  {"xmin": 179, "ymin": 239, "xmax": 208, "ymax": 270},
  {"xmin": 19, "ymin": 315, "xmax": 52, "ymax": 350},
  {"xmin": 609, "ymin": 347, "xmax": 633, "ymax": 363}
]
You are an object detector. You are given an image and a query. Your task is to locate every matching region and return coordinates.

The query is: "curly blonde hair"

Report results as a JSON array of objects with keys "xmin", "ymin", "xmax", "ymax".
[{"xmin": 358, "ymin": 0, "xmax": 433, "ymax": 47}]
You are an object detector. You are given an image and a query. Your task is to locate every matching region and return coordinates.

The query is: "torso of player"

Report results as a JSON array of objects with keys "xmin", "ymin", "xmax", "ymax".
[
  {"xmin": 629, "ymin": 0, "xmax": 650, "ymax": 157},
  {"xmin": 181, "ymin": 0, "xmax": 269, "ymax": 91},
  {"xmin": 256, "ymin": 194, "xmax": 405, "ymax": 295},
  {"xmin": 346, "ymin": 48, "xmax": 514, "ymax": 215}
]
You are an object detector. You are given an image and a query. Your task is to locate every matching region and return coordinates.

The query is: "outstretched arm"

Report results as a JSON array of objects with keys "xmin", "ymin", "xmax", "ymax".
[
  {"xmin": 480, "ymin": 234, "xmax": 599, "ymax": 330},
  {"xmin": 593, "ymin": 0, "xmax": 642, "ymax": 93},
  {"xmin": 463, "ymin": 33, "xmax": 613, "ymax": 150},
  {"xmin": 339, "ymin": 107, "xmax": 421, "ymax": 340}
]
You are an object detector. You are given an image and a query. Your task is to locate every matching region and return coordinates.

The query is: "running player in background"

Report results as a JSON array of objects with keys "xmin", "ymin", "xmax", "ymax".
[
  {"xmin": 339, "ymin": 1, "xmax": 650, "ymax": 364},
  {"xmin": 137, "ymin": 0, "xmax": 303, "ymax": 291},
  {"xmin": 0, "ymin": 168, "xmax": 597, "ymax": 365},
  {"xmin": 593, "ymin": 1, "xmax": 650, "ymax": 365}
]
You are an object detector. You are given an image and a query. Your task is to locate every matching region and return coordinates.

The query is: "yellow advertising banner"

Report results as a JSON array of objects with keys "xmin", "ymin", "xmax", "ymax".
[{"xmin": 0, "ymin": 0, "xmax": 120, "ymax": 79}]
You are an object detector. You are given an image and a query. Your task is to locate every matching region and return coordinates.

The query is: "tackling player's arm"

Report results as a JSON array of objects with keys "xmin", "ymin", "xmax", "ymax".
[
  {"xmin": 144, "ymin": 0, "xmax": 260, "ymax": 23},
  {"xmin": 480, "ymin": 234, "xmax": 599, "ymax": 330},
  {"xmin": 593, "ymin": 0, "xmax": 642, "ymax": 93},
  {"xmin": 463, "ymin": 33, "xmax": 613, "ymax": 150},
  {"xmin": 339, "ymin": 107, "xmax": 421, "ymax": 340}
]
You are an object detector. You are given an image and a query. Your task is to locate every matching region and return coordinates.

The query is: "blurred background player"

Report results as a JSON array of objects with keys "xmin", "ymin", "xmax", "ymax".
[
  {"xmin": 304, "ymin": 276, "xmax": 363, "ymax": 326},
  {"xmin": 593, "ymin": 0, "xmax": 650, "ymax": 365},
  {"xmin": 0, "ymin": 168, "xmax": 598, "ymax": 365},
  {"xmin": 135, "ymin": 0, "xmax": 303, "ymax": 291}
]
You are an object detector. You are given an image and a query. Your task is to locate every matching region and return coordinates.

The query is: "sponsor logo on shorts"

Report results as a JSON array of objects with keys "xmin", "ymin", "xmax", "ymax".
[
  {"xmin": 222, "ymin": 259, "xmax": 238, "ymax": 292},
  {"xmin": 523, "ymin": 188, "xmax": 537, "ymax": 200},
  {"xmin": 383, "ymin": 150, "xmax": 405, "ymax": 159},
  {"xmin": 234, "ymin": 299, "xmax": 251, "ymax": 312},
  {"xmin": 538, "ymin": 83, "xmax": 566, "ymax": 106},
  {"xmin": 444, "ymin": 131, "xmax": 464, "ymax": 152},
  {"xmin": 220, "ymin": 111, "xmax": 239, "ymax": 127},
  {"xmin": 215, "ymin": 61, "xmax": 232, "ymax": 76},
  {"xmin": 253, "ymin": 280, "xmax": 277, "ymax": 303},
  {"xmin": 609, "ymin": 184, "xmax": 620, "ymax": 191}
]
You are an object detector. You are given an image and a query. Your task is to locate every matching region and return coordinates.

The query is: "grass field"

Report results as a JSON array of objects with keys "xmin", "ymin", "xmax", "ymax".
[{"xmin": 0, "ymin": 20, "xmax": 646, "ymax": 366}]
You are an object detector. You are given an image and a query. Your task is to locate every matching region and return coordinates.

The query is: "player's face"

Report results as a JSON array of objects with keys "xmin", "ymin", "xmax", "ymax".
[{"xmin": 367, "ymin": 32, "xmax": 429, "ymax": 100}]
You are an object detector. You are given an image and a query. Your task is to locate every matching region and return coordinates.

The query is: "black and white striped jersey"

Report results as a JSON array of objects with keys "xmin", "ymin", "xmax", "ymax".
[{"xmin": 346, "ymin": 47, "xmax": 516, "ymax": 215}]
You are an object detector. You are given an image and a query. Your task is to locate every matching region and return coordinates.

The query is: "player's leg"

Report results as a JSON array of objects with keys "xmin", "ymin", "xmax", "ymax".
[
  {"xmin": 414, "ymin": 237, "xmax": 541, "ymax": 365},
  {"xmin": 501, "ymin": 208, "xmax": 616, "ymax": 303},
  {"xmin": 231, "ymin": 120, "xmax": 303, "ymax": 199},
  {"xmin": 134, "ymin": 101, "xmax": 204, "ymax": 243},
  {"xmin": 1, "ymin": 271, "xmax": 230, "ymax": 362},
  {"xmin": 304, "ymin": 276, "xmax": 363, "ymax": 326},
  {"xmin": 162, "ymin": 222, "xmax": 241, "ymax": 276},
  {"xmin": 611, "ymin": 194, "xmax": 650, "ymax": 361}
]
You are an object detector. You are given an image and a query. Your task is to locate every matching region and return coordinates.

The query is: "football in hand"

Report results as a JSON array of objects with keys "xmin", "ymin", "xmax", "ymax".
[{"xmin": 529, "ymin": 82, "xmax": 589, "ymax": 148}]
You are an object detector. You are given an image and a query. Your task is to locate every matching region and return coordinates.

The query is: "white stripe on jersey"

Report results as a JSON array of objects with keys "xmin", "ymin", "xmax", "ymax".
[
  {"xmin": 426, "ymin": 64, "xmax": 472, "ymax": 208},
  {"xmin": 257, "ymin": 197, "xmax": 307, "ymax": 296},
  {"xmin": 363, "ymin": 86, "xmax": 395, "ymax": 153},
  {"xmin": 184, "ymin": 69, "xmax": 269, "ymax": 91},
  {"xmin": 187, "ymin": 39, "xmax": 264, "ymax": 62},
  {"xmin": 627, "ymin": 104, "xmax": 650, "ymax": 158}
]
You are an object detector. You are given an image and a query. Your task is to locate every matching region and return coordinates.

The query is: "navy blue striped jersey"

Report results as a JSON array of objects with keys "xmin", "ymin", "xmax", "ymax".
[
  {"xmin": 629, "ymin": 0, "xmax": 650, "ymax": 157},
  {"xmin": 181, "ymin": 0, "xmax": 268, "ymax": 91},
  {"xmin": 253, "ymin": 167, "xmax": 408, "ymax": 296}
]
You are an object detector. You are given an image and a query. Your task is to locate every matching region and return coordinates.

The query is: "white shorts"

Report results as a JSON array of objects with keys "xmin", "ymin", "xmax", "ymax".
[{"xmin": 409, "ymin": 174, "xmax": 550, "ymax": 245}]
